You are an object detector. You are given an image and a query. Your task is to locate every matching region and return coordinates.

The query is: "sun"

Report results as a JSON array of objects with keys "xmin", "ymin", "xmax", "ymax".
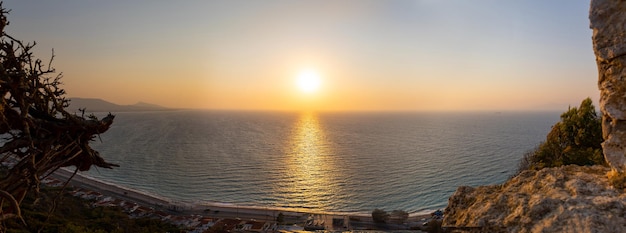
[{"xmin": 296, "ymin": 69, "xmax": 321, "ymax": 94}]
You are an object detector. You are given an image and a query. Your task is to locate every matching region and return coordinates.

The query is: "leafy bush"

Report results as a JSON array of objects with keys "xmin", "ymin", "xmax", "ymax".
[{"xmin": 517, "ymin": 98, "xmax": 605, "ymax": 174}]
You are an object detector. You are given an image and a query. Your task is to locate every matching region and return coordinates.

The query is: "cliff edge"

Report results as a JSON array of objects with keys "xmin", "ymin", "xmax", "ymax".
[
  {"xmin": 443, "ymin": 165, "xmax": 625, "ymax": 233},
  {"xmin": 442, "ymin": 2, "xmax": 626, "ymax": 232}
]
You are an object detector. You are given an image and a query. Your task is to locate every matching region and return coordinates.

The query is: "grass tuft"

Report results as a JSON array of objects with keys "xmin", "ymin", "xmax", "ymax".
[{"xmin": 607, "ymin": 170, "xmax": 626, "ymax": 190}]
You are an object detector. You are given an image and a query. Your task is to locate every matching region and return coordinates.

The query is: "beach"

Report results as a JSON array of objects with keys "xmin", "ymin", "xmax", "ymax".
[{"xmin": 49, "ymin": 167, "xmax": 433, "ymax": 231}]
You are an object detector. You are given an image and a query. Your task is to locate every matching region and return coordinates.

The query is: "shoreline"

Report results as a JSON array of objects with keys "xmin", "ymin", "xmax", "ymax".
[
  {"xmin": 51, "ymin": 167, "xmax": 435, "ymax": 215},
  {"xmin": 49, "ymin": 167, "xmax": 435, "ymax": 230}
]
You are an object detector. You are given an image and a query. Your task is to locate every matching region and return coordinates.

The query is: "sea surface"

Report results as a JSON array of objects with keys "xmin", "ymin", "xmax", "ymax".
[{"xmin": 85, "ymin": 110, "xmax": 559, "ymax": 215}]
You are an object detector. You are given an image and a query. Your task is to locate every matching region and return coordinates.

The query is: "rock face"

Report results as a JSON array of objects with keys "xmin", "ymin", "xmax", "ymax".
[
  {"xmin": 443, "ymin": 165, "xmax": 626, "ymax": 233},
  {"xmin": 440, "ymin": 3, "xmax": 626, "ymax": 232},
  {"xmin": 590, "ymin": 0, "xmax": 626, "ymax": 173}
]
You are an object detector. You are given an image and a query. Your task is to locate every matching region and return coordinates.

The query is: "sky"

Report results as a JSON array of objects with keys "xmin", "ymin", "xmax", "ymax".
[{"xmin": 3, "ymin": 0, "xmax": 598, "ymax": 112}]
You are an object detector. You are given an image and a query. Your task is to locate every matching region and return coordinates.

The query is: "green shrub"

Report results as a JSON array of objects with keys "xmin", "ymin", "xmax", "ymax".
[{"xmin": 517, "ymin": 98, "xmax": 605, "ymax": 174}]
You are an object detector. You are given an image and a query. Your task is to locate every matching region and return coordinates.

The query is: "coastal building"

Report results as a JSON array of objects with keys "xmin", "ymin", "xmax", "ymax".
[
  {"xmin": 130, "ymin": 206, "xmax": 152, "ymax": 218},
  {"xmin": 169, "ymin": 215, "xmax": 201, "ymax": 229},
  {"xmin": 189, "ymin": 217, "xmax": 217, "ymax": 233},
  {"xmin": 209, "ymin": 218, "xmax": 243, "ymax": 232},
  {"xmin": 122, "ymin": 202, "xmax": 139, "ymax": 213},
  {"xmin": 241, "ymin": 220, "xmax": 269, "ymax": 232}
]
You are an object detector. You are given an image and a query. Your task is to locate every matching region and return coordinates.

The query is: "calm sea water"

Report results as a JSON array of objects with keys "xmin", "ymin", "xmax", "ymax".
[{"xmin": 86, "ymin": 110, "xmax": 558, "ymax": 214}]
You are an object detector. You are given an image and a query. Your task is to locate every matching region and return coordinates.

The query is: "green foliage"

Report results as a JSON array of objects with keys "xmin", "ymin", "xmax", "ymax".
[
  {"xmin": 519, "ymin": 98, "xmax": 605, "ymax": 173},
  {"xmin": 371, "ymin": 209, "xmax": 389, "ymax": 223},
  {"xmin": 3, "ymin": 187, "xmax": 179, "ymax": 233}
]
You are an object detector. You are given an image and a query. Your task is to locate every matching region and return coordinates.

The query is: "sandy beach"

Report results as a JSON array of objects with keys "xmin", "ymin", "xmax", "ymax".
[{"xmin": 49, "ymin": 167, "xmax": 433, "ymax": 231}]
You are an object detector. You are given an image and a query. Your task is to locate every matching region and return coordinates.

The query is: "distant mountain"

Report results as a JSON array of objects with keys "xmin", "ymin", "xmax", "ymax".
[{"xmin": 67, "ymin": 98, "xmax": 173, "ymax": 113}]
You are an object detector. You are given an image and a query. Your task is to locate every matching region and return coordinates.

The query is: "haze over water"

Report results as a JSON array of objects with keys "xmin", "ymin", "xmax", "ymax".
[{"xmin": 87, "ymin": 110, "xmax": 559, "ymax": 214}]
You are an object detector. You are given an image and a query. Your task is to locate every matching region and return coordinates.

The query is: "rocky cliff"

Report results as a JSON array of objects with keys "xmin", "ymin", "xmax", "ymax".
[
  {"xmin": 443, "ymin": 165, "xmax": 625, "ymax": 233},
  {"xmin": 442, "ymin": 2, "xmax": 626, "ymax": 232},
  {"xmin": 590, "ymin": 0, "xmax": 626, "ymax": 173}
]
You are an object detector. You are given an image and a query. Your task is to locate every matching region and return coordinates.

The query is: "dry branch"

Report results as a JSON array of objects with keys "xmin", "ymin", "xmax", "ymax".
[{"xmin": 0, "ymin": 2, "xmax": 116, "ymax": 226}]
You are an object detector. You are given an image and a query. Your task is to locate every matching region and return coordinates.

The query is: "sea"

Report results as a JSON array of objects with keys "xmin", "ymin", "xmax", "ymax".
[{"xmin": 85, "ymin": 110, "xmax": 559, "ymax": 215}]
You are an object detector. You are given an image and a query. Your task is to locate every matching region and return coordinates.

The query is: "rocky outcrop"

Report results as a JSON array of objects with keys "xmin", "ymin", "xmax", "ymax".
[
  {"xmin": 443, "ymin": 165, "xmax": 626, "ymax": 233},
  {"xmin": 440, "ymin": 2, "xmax": 626, "ymax": 232},
  {"xmin": 591, "ymin": 0, "xmax": 626, "ymax": 173}
]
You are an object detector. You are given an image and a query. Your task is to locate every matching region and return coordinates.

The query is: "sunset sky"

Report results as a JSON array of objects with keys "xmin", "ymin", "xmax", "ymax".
[{"xmin": 4, "ymin": 0, "xmax": 596, "ymax": 111}]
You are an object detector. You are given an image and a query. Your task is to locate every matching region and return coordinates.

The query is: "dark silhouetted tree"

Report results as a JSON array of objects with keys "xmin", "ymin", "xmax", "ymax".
[{"xmin": 0, "ymin": 3, "xmax": 116, "ymax": 225}]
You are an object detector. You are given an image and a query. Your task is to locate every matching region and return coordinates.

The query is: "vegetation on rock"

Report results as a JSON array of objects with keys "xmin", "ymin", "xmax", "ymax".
[{"xmin": 517, "ymin": 98, "xmax": 604, "ymax": 173}]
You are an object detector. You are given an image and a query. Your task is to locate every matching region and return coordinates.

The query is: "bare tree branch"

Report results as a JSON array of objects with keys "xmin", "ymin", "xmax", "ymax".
[{"xmin": 0, "ymin": 2, "xmax": 116, "ymax": 226}]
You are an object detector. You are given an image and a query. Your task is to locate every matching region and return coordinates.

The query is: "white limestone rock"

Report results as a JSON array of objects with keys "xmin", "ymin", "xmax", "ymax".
[{"xmin": 591, "ymin": 0, "xmax": 626, "ymax": 172}]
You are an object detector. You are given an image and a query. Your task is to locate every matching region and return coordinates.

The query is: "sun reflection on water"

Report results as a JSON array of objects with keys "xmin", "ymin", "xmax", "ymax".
[{"xmin": 277, "ymin": 112, "xmax": 340, "ymax": 211}]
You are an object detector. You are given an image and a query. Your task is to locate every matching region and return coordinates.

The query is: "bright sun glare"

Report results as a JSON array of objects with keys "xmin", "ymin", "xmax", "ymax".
[{"xmin": 296, "ymin": 69, "xmax": 321, "ymax": 94}]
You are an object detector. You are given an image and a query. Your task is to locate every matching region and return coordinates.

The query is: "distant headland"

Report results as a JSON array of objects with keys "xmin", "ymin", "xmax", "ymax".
[{"xmin": 68, "ymin": 98, "xmax": 175, "ymax": 113}]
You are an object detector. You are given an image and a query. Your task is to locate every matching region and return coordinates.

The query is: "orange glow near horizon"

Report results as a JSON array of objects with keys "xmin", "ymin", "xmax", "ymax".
[{"xmin": 23, "ymin": 1, "xmax": 598, "ymax": 112}]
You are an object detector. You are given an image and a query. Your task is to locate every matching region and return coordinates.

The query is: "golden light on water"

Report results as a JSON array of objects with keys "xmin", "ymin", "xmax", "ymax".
[{"xmin": 278, "ymin": 112, "xmax": 339, "ymax": 210}]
